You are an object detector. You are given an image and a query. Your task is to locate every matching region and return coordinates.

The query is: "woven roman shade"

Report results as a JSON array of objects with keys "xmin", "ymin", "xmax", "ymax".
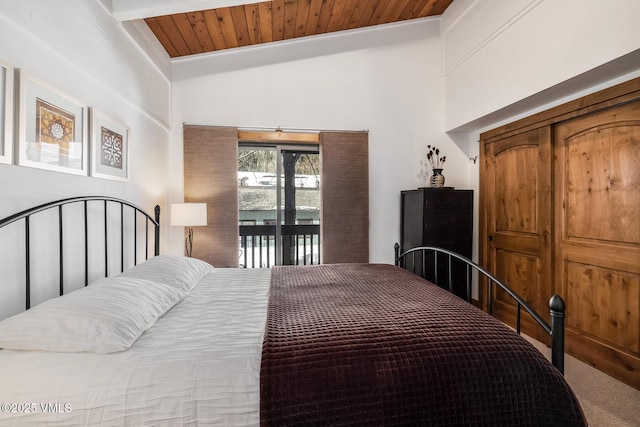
[
  {"xmin": 183, "ymin": 126, "xmax": 239, "ymax": 267},
  {"xmin": 320, "ymin": 131, "xmax": 369, "ymax": 263}
]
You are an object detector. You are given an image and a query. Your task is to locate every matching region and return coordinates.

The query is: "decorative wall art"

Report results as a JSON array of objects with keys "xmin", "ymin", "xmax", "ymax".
[
  {"xmin": 0, "ymin": 59, "xmax": 14, "ymax": 165},
  {"xmin": 90, "ymin": 108, "xmax": 129, "ymax": 181},
  {"xmin": 16, "ymin": 70, "xmax": 88, "ymax": 175}
]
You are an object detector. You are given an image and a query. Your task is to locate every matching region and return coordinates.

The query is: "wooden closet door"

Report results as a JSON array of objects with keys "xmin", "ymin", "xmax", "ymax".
[
  {"xmin": 554, "ymin": 100, "xmax": 640, "ymax": 389},
  {"xmin": 482, "ymin": 127, "xmax": 553, "ymax": 341}
]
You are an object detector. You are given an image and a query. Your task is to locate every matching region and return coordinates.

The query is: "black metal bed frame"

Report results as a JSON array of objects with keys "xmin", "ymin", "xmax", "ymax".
[
  {"xmin": 394, "ymin": 243, "xmax": 566, "ymax": 374},
  {"xmin": 0, "ymin": 196, "xmax": 160, "ymax": 310}
]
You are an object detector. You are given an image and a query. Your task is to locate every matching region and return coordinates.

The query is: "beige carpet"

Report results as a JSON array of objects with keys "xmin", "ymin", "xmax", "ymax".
[{"xmin": 524, "ymin": 335, "xmax": 640, "ymax": 427}]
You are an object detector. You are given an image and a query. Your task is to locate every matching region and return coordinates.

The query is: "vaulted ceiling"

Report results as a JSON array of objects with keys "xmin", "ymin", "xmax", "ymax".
[{"xmin": 140, "ymin": 0, "xmax": 454, "ymax": 58}]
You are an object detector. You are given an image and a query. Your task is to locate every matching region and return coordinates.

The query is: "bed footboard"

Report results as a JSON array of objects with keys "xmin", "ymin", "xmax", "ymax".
[{"xmin": 394, "ymin": 243, "xmax": 566, "ymax": 374}]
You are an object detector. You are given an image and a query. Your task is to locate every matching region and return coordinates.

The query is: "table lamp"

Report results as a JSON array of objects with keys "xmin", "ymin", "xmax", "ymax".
[{"xmin": 171, "ymin": 203, "xmax": 207, "ymax": 257}]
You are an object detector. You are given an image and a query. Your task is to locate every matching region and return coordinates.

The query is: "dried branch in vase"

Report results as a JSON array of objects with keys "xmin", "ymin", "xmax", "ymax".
[{"xmin": 426, "ymin": 145, "xmax": 446, "ymax": 169}]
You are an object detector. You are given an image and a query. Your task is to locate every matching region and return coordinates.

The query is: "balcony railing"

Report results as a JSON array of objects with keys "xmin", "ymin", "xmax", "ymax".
[{"xmin": 239, "ymin": 224, "xmax": 320, "ymax": 268}]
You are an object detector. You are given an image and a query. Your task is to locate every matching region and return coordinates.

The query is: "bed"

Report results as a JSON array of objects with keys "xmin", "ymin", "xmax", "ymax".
[{"xmin": 0, "ymin": 196, "xmax": 587, "ymax": 426}]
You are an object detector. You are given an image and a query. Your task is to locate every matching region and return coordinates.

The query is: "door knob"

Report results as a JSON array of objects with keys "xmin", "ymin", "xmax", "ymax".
[{"xmin": 488, "ymin": 235, "xmax": 493, "ymax": 241}]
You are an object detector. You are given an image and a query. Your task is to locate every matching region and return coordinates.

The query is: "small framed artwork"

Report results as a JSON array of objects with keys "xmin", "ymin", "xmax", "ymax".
[
  {"xmin": 16, "ymin": 69, "xmax": 88, "ymax": 175},
  {"xmin": 90, "ymin": 108, "xmax": 129, "ymax": 181},
  {"xmin": 0, "ymin": 59, "xmax": 14, "ymax": 165}
]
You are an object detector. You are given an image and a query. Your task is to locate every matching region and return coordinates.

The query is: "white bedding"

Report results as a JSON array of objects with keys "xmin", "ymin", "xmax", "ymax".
[{"xmin": 0, "ymin": 268, "xmax": 271, "ymax": 426}]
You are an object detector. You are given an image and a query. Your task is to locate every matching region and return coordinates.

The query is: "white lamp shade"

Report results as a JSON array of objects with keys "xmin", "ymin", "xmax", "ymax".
[{"xmin": 171, "ymin": 203, "xmax": 207, "ymax": 226}]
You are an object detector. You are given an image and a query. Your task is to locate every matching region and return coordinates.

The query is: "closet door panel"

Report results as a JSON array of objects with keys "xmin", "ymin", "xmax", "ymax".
[
  {"xmin": 494, "ymin": 144, "xmax": 539, "ymax": 234},
  {"xmin": 565, "ymin": 261, "xmax": 639, "ymax": 351},
  {"xmin": 483, "ymin": 127, "xmax": 552, "ymax": 341},
  {"xmin": 494, "ymin": 249, "xmax": 539, "ymax": 307},
  {"xmin": 565, "ymin": 121, "xmax": 640, "ymax": 244},
  {"xmin": 554, "ymin": 100, "xmax": 640, "ymax": 389}
]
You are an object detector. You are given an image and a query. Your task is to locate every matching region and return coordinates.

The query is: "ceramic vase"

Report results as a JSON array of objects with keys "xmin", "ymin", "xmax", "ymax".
[{"xmin": 430, "ymin": 168, "xmax": 445, "ymax": 188}]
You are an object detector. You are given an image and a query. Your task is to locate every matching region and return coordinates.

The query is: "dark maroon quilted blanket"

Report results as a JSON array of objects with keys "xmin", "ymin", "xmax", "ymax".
[{"xmin": 260, "ymin": 263, "xmax": 586, "ymax": 426}]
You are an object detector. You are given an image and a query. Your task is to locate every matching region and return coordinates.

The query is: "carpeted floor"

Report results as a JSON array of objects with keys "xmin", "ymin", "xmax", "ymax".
[{"xmin": 524, "ymin": 336, "xmax": 640, "ymax": 427}]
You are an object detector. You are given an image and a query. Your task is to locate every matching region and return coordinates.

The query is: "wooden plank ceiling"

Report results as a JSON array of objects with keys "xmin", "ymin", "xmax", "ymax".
[{"xmin": 145, "ymin": 0, "xmax": 454, "ymax": 58}]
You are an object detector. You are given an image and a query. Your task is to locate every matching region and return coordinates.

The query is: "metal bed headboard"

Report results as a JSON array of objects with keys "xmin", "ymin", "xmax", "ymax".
[
  {"xmin": 0, "ymin": 196, "xmax": 160, "ymax": 310},
  {"xmin": 394, "ymin": 243, "xmax": 566, "ymax": 374}
]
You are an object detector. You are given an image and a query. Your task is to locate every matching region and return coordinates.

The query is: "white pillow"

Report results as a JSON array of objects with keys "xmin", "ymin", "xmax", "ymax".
[
  {"xmin": 119, "ymin": 255, "xmax": 213, "ymax": 293},
  {"xmin": 0, "ymin": 277, "xmax": 184, "ymax": 353}
]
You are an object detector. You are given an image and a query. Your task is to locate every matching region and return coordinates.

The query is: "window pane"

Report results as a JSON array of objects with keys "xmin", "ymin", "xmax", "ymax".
[{"xmin": 238, "ymin": 146, "xmax": 277, "ymax": 267}]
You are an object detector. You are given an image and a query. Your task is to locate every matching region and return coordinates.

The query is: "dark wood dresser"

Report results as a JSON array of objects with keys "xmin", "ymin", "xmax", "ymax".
[{"xmin": 400, "ymin": 188, "xmax": 473, "ymax": 299}]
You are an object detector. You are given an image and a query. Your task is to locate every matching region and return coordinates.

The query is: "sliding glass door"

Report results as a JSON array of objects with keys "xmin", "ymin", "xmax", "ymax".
[{"xmin": 238, "ymin": 144, "xmax": 320, "ymax": 267}]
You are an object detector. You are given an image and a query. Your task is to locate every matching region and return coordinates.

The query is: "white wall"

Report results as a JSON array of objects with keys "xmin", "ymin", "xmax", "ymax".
[
  {"xmin": 171, "ymin": 19, "xmax": 473, "ymax": 263},
  {"xmin": 443, "ymin": 0, "xmax": 640, "ymax": 132},
  {"xmin": 0, "ymin": 0, "xmax": 172, "ymax": 318}
]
